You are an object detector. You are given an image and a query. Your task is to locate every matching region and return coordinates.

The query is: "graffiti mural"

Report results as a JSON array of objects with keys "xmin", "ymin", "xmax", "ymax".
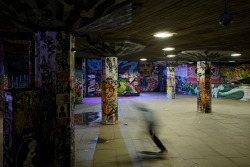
[
  {"xmin": 212, "ymin": 84, "xmax": 250, "ymax": 101},
  {"xmin": 86, "ymin": 58, "xmax": 102, "ymax": 74},
  {"xmin": 220, "ymin": 65, "xmax": 235, "ymax": 83},
  {"xmin": 234, "ymin": 65, "xmax": 250, "ymax": 81},
  {"xmin": 101, "ymin": 57, "xmax": 118, "ymax": 124},
  {"xmin": 118, "ymin": 73, "xmax": 140, "ymax": 95},
  {"xmin": 197, "ymin": 61, "xmax": 211, "ymax": 113},
  {"xmin": 118, "ymin": 61, "xmax": 139, "ymax": 73},
  {"xmin": 118, "ymin": 61, "xmax": 140, "ymax": 95},
  {"xmin": 4, "ymin": 89, "xmax": 41, "ymax": 167},
  {"xmin": 75, "ymin": 58, "xmax": 84, "ymax": 104},
  {"xmin": 176, "ymin": 64, "xmax": 188, "ymax": 78},
  {"xmin": 85, "ymin": 59, "xmax": 141, "ymax": 96},
  {"xmin": 188, "ymin": 64, "xmax": 220, "ymax": 83},
  {"xmin": 139, "ymin": 61, "xmax": 159, "ymax": 91}
]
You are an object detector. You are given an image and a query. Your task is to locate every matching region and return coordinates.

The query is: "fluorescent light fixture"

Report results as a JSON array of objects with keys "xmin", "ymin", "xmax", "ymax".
[
  {"xmin": 188, "ymin": 62, "xmax": 194, "ymax": 64},
  {"xmin": 162, "ymin": 47, "xmax": 175, "ymax": 51},
  {"xmin": 154, "ymin": 33, "xmax": 173, "ymax": 38},
  {"xmin": 140, "ymin": 58, "xmax": 147, "ymax": 61},
  {"xmin": 231, "ymin": 53, "xmax": 241, "ymax": 57},
  {"xmin": 166, "ymin": 55, "xmax": 176, "ymax": 58},
  {"xmin": 229, "ymin": 60, "xmax": 236, "ymax": 62}
]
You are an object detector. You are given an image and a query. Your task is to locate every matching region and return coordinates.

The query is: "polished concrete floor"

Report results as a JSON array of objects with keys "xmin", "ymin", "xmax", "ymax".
[{"xmin": 1, "ymin": 92, "xmax": 250, "ymax": 166}]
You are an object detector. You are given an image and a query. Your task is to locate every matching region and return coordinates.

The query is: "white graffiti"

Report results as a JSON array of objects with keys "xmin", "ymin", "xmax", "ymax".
[
  {"xmin": 212, "ymin": 85, "xmax": 224, "ymax": 98},
  {"xmin": 218, "ymin": 85, "xmax": 250, "ymax": 101}
]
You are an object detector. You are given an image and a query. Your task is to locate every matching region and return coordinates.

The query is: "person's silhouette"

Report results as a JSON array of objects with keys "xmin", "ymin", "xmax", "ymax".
[{"xmin": 135, "ymin": 103, "xmax": 167, "ymax": 153}]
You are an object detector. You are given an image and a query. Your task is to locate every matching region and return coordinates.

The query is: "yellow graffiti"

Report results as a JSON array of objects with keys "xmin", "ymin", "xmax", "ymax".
[{"xmin": 235, "ymin": 67, "xmax": 250, "ymax": 80}]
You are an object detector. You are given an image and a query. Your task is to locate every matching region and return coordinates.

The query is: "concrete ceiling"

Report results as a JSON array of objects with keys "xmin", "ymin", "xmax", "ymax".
[{"xmin": 1, "ymin": 0, "xmax": 250, "ymax": 63}]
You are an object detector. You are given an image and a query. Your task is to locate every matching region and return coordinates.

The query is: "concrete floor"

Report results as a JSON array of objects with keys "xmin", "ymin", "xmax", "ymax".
[
  {"xmin": 75, "ymin": 92, "xmax": 250, "ymax": 167},
  {"xmin": 1, "ymin": 92, "xmax": 250, "ymax": 166}
]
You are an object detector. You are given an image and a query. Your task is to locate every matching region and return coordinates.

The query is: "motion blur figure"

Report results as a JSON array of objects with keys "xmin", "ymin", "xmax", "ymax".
[{"xmin": 135, "ymin": 103, "xmax": 167, "ymax": 153}]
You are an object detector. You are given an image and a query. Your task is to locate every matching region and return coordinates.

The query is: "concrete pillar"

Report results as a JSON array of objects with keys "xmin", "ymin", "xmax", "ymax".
[
  {"xmin": 101, "ymin": 57, "xmax": 118, "ymax": 124},
  {"xmin": 167, "ymin": 66, "xmax": 176, "ymax": 99},
  {"xmin": 75, "ymin": 57, "xmax": 84, "ymax": 104},
  {"xmin": 35, "ymin": 31, "xmax": 75, "ymax": 166},
  {"xmin": 197, "ymin": 61, "xmax": 212, "ymax": 113},
  {"xmin": 0, "ymin": 44, "xmax": 4, "ymax": 114},
  {"xmin": 29, "ymin": 39, "xmax": 35, "ymax": 87}
]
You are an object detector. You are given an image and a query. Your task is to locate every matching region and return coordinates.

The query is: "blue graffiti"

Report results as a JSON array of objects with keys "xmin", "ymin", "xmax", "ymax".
[
  {"xmin": 87, "ymin": 59, "xmax": 102, "ymax": 73},
  {"xmin": 118, "ymin": 61, "xmax": 138, "ymax": 73}
]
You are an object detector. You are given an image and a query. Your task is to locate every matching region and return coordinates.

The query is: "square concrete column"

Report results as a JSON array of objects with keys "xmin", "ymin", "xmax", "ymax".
[
  {"xmin": 197, "ymin": 61, "xmax": 212, "ymax": 113},
  {"xmin": 35, "ymin": 31, "xmax": 75, "ymax": 166},
  {"xmin": 167, "ymin": 66, "xmax": 176, "ymax": 99},
  {"xmin": 101, "ymin": 57, "xmax": 118, "ymax": 124}
]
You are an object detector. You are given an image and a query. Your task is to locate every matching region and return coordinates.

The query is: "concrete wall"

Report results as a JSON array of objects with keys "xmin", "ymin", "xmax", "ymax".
[{"xmin": 175, "ymin": 63, "xmax": 250, "ymax": 101}]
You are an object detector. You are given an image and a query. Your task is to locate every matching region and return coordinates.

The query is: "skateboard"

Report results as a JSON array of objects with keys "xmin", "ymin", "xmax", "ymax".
[{"xmin": 140, "ymin": 151, "xmax": 167, "ymax": 155}]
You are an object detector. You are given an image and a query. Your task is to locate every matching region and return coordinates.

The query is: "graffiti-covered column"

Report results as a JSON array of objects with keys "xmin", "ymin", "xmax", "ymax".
[
  {"xmin": 0, "ymin": 44, "xmax": 4, "ymax": 114},
  {"xmin": 101, "ymin": 57, "xmax": 118, "ymax": 124},
  {"xmin": 36, "ymin": 31, "xmax": 75, "ymax": 166},
  {"xmin": 197, "ymin": 61, "xmax": 212, "ymax": 113},
  {"xmin": 167, "ymin": 66, "xmax": 176, "ymax": 99},
  {"xmin": 75, "ymin": 58, "xmax": 84, "ymax": 104}
]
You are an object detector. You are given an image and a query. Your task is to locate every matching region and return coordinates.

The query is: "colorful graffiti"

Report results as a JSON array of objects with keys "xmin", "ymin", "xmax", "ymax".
[
  {"xmin": 235, "ymin": 65, "xmax": 250, "ymax": 81},
  {"xmin": 118, "ymin": 73, "xmax": 140, "ymax": 95},
  {"xmin": 187, "ymin": 64, "xmax": 220, "ymax": 83},
  {"xmin": 75, "ymin": 58, "xmax": 84, "ymax": 103},
  {"xmin": 101, "ymin": 57, "xmax": 118, "ymax": 124},
  {"xmin": 139, "ymin": 61, "xmax": 162, "ymax": 92},
  {"xmin": 118, "ymin": 61, "xmax": 140, "ymax": 95},
  {"xmin": 220, "ymin": 65, "xmax": 236, "ymax": 83},
  {"xmin": 85, "ymin": 60, "xmax": 140, "ymax": 96}
]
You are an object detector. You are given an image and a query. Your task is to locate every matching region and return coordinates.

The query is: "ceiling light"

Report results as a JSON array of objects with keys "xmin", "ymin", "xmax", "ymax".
[
  {"xmin": 166, "ymin": 55, "xmax": 176, "ymax": 58},
  {"xmin": 229, "ymin": 60, "xmax": 235, "ymax": 62},
  {"xmin": 154, "ymin": 33, "xmax": 173, "ymax": 38},
  {"xmin": 140, "ymin": 58, "xmax": 147, "ymax": 61},
  {"xmin": 188, "ymin": 62, "xmax": 194, "ymax": 64},
  {"xmin": 231, "ymin": 53, "xmax": 241, "ymax": 57},
  {"xmin": 162, "ymin": 47, "xmax": 175, "ymax": 51}
]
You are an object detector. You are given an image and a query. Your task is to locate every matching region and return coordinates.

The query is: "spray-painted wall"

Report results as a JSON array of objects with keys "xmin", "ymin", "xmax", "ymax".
[
  {"xmin": 187, "ymin": 64, "xmax": 220, "ymax": 83},
  {"xmin": 75, "ymin": 58, "xmax": 84, "ymax": 103},
  {"xmin": 4, "ymin": 89, "xmax": 41, "ymax": 167},
  {"xmin": 220, "ymin": 64, "xmax": 250, "ymax": 83},
  {"xmin": 176, "ymin": 63, "xmax": 250, "ymax": 101},
  {"xmin": 85, "ymin": 58, "xmax": 140, "ymax": 96},
  {"xmin": 86, "ymin": 58, "xmax": 102, "ymax": 96},
  {"xmin": 139, "ymin": 61, "xmax": 166, "ymax": 92},
  {"xmin": 118, "ymin": 61, "xmax": 140, "ymax": 96}
]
